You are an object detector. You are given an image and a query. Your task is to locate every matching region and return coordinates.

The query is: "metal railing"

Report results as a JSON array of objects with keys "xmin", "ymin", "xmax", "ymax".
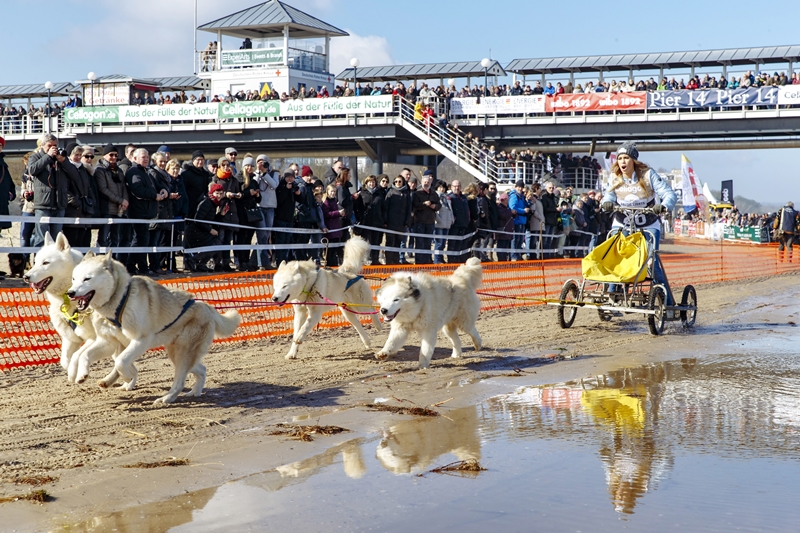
[{"xmin": 0, "ymin": 115, "xmax": 55, "ymax": 135}]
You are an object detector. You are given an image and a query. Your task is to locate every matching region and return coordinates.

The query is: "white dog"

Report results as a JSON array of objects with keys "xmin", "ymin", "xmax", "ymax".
[
  {"xmin": 270, "ymin": 236, "xmax": 380, "ymax": 360},
  {"xmin": 376, "ymin": 257, "xmax": 483, "ymax": 369},
  {"xmin": 23, "ymin": 232, "xmax": 119, "ymax": 382},
  {"xmin": 68, "ymin": 251, "xmax": 241, "ymax": 405}
]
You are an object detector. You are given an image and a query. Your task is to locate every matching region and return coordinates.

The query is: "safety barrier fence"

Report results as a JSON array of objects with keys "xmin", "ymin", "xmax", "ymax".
[{"xmin": 1, "ymin": 235, "xmax": 797, "ymax": 371}]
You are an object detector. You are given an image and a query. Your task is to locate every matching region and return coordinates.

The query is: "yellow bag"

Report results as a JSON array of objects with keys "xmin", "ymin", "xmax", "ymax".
[{"xmin": 581, "ymin": 231, "xmax": 649, "ymax": 283}]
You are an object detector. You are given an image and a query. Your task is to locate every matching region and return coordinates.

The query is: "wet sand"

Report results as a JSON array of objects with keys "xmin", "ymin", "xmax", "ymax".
[{"xmin": 0, "ymin": 272, "xmax": 797, "ymax": 531}]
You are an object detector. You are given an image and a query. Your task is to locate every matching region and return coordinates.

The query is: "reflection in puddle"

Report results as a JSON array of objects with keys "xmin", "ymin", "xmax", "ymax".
[{"xmin": 71, "ymin": 353, "xmax": 800, "ymax": 532}]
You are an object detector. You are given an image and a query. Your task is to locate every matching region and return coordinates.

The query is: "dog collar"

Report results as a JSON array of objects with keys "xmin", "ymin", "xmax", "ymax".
[
  {"xmin": 60, "ymin": 293, "xmax": 92, "ymax": 330},
  {"xmin": 107, "ymin": 282, "xmax": 132, "ymax": 328},
  {"xmin": 299, "ymin": 265, "xmax": 321, "ymax": 302}
]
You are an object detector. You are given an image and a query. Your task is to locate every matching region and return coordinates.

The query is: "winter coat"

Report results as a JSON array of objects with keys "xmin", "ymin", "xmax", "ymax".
[
  {"xmin": 321, "ymin": 197, "xmax": 343, "ymax": 239},
  {"xmin": 508, "ymin": 190, "xmax": 530, "ymax": 226},
  {"xmin": 496, "ymin": 203, "xmax": 514, "ymax": 238},
  {"xmin": 94, "ymin": 158, "xmax": 128, "ymax": 216},
  {"xmin": 486, "ymin": 193, "xmax": 499, "ymax": 230},
  {"xmin": 64, "ymin": 162, "xmax": 98, "ymax": 220},
  {"xmin": 211, "ymin": 174, "xmax": 241, "ymax": 226},
  {"xmin": 435, "ymin": 192, "xmax": 454, "ymax": 230},
  {"xmin": 148, "ymin": 167, "xmax": 174, "ymax": 227},
  {"xmin": 336, "ymin": 181, "xmax": 354, "ymax": 218},
  {"xmin": 181, "ymin": 162, "xmax": 212, "ymax": 219},
  {"xmin": 355, "ymin": 186, "xmax": 387, "ymax": 229},
  {"xmin": 236, "ymin": 174, "xmax": 261, "ymax": 227},
  {"xmin": 126, "ymin": 164, "xmax": 159, "ymax": 220},
  {"xmin": 295, "ymin": 180, "xmax": 320, "ymax": 225},
  {"xmin": 275, "ymin": 179, "xmax": 298, "ymax": 223},
  {"xmin": 20, "ymin": 173, "xmax": 35, "ymax": 215},
  {"xmin": 448, "ymin": 192, "xmax": 470, "ymax": 229},
  {"xmin": 528, "ymin": 196, "xmax": 545, "ymax": 232},
  {"xmin": 255, "ymin": 170, "xmax": 279, "ymax": 209},
  {"xmin": 185, "ymin": 195, "xmax": 220, "ymax": 248},
  {"xmin": 412, "ymin": 187, "xmax": 440, "ymax": 226},
  {"xmin": 0, "ymin": 154, "xmax": 14, "ymax": 229},
  {"xmin": 540, "ymin": 191, "xmax": 560, "ymax": 226},
  {"xmin": 28, "ymin": 150, "xmax": 76, "ymax": 211},
  {"xmin": 384, "ymin": 185, "xmax": 412, "ymax": 229},
  {"xmin": 475, "ymin": 195, "xmax": 491, "ymax": 230}
]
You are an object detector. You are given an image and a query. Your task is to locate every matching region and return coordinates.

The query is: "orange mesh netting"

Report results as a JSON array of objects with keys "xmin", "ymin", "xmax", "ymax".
[{"xmin": 1, "ymin": 238, "xmax": 798, "ymax": 371}]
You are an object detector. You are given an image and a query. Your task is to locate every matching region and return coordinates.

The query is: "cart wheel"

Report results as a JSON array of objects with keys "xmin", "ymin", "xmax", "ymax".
[
  {"xmin": 598, "ymin": 309, "xmax": 613, "ymax": 322},
  {"xmin": 680, "ymin": 285, "xmax": 697, "ymax": 328},
  {"xmin": 647, "ymin": 286, "xmax": 666, "ymax": 336},
  {"xmin": 558, "ymin": 280, "xmax": 579, "ymax": 329}
]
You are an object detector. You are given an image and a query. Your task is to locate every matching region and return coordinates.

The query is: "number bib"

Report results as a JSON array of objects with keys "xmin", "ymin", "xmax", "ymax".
[{"xmin": 611, "ymin": 179, "xmax": 659, "ymax": 229}]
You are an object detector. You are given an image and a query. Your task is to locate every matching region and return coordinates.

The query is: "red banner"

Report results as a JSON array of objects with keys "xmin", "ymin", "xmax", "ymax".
[{"xmin": 545, "ymin": 91, "xmax": 647, "ymax": 112}]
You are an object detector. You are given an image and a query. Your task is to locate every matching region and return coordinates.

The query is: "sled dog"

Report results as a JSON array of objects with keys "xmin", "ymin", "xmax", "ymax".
[
  {"xmin": 376, "ymin": 257, "xmax": 483, "ymax": 368},
  {"xmin": 68, "ymin": 251, "xmax": 241, "ymax": 405},
  {"xmin": 270, "ymin": 236, "xmax": 380, "ymax": 360},
  {"xmin": 23, "ymin": 232, "xmax": 119, "ymax": 381}
]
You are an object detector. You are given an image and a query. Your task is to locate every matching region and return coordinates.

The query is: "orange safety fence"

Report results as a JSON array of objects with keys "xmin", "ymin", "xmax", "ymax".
[{"xmin": 1, "ymin": 238, "xmax": 798, "ymax": 371}]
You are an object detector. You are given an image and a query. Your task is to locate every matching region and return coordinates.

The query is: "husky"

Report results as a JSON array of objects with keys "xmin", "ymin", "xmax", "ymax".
[
  {"xmin": 68, "ymin": 251, "xmax": 241, "ymax": 405},
  {"xmin": 376, "ymin": 257, "xmax": 483, "ymax": 369},
  {"xmin": 270, "ymin": 236, "xmax": 381, "ymax": 360},
  {"xmin": 23, "ymin": 232, "xmax": 118, "ymax": 381}
]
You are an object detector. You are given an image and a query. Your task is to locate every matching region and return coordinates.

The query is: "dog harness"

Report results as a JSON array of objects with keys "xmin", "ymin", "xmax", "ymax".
[
  {"xmin": 345, "ymin": 275, "xmax": 363, "ymax": 291},
  {"xmin": 60, "ymin": 293, "xmax": 92, "ymax": 330},
  {"xmin": 106, "ymin": 281, "xmax": 195, "ymax": 333},
  {"xmin": 157, "ymin": 299, "xmax": 196, "ymax": 334}
]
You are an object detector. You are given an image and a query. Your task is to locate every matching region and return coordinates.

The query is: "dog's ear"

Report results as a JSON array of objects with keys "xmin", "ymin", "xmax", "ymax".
[
  {"xmin": 44, "ymin": 232, "xmax": 54, "ymax": 246},
  {"xmin": 278, "ymin": 260, "xmax": 286, "ymax": 269},
  {"xmin": 84, "ymin": 250, "xmax": 96, "ymax": 260},
  {"xmin": 104, "ymin": 251, "xmax": 114, "ymax": 266},
  {"xmin": 55, "ymin": 232, "xmax": 70, "ymax": 251},
  {"xmin": 406, "ymin": 277, "xmax": 421, "ymax": 300}
]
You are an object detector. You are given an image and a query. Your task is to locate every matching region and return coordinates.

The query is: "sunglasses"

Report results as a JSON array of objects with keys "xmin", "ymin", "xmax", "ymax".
[
  {"xmin": 107, "ymin": 153, "xmax": 119, "ymax": 158},
  {"xmin": 83, "ymin": 154, "xmax": 94, "ymax": 159}
]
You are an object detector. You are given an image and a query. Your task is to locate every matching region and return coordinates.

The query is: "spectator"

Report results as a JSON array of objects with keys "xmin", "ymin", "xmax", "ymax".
[
  {"xmin": 274, "ymin": 171, "xmax": 299, "ymax": 265},
  {"xmin": 95, "ymin": 144, "xmax": 130, "ymax": 259},
  {"xmin": 224, "ymin": 147, "xmax": 239, "ymax": 177},
  {"xmin": 18, "ymin": 151, "xmax": 36, "ymax": 261},
  {"xmin": 448, "ymin": 179, "xmax": 470, "ymax": 263},
  {"xmin": 527, "ymin": 187, "xmax": 545, "ymax": 259},
  {"xmin": 540, "ymin": 181, "xmax": 560, "ymax": 258},
  {"xmin": 294, "ymin": 165, "xmax": 322, "ymax": 263},
  {"xmin": 474, "ymin": 182, "xmax": 492, "ymax": 262},
  {"xmin": 164, "ymin": 159, "xmax": 188, "ymax": 272},
  {"xmin": 253, "ymin": 154, "xmax": 279, "ymax": 269},
  {"xmin": 234, "ymin": 156, "xmax": 262, "ymax": 271},
  {"xmin": 335, "ymin": 167, "xmax": 355, "ymax": 229},
  {"xmin": 495, "ymin": 193, "xmax": 514, "ymax": 261},
  {"xmin": 125, "ymin": 148, "xmax": 164, "ymax": 275},
  {"xmin": 62, "ymin": 145, "xmax": 98, "ymax": 247},
  {"xmin": 433, "ymin": 180, "xmax": 454, "ymax": 264},
  {"xmin": 118, "ymin": 144, "xmax": 136, "ymax": 174},
  {"xmin": 411, "ymin": 172, "xmax": 440, "ymax": 264},
  {"xmin": 148, "ymin": 152, "xmax": 174, "ymax": 274},
  {"xmin": 384, "ymin": 175, "xmax": 412, "ymax": 265},
  {"xmin": 181, "ymin": 150, "xmax": 212, "ymax": 220},
  {"xmin": 570, "ymin": 199, "xmax": 587, "ymax": 258},
  {"xmin": 211, "ymin": 156, "xmax": 242, "ymax": 271},
  {"xmin": 485, "ymin": 182, "xmax": 499, "ymax": 256},
  {"xmin": 324, "ymin": 158, "xmax": 343, "ymax": 186},
  {"xmin": 184, "ymin": 183, "xmax": 224, "ymax": 272},
  {"xmin": 354, "ymin": 174, "xmax": 387, "ymax": 265},
  {"xmin": 321, "ymin": 184, "xmax": 344, "ymax": 266},
  {"xmin": 0, "ymin": 137, "xmax": 12, "ymax": 248},
  {"xmin": 508, "ymin": 180, "xmax": 530, "ymax": 260},
  {"xmin": 28, "ymin": 133, "xmax": 77, "ymax": 247}
]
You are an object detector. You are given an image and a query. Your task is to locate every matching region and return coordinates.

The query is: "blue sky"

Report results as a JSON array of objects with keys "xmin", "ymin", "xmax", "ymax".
[{"xmin": 5, "ymin": 0, "xmax": 799, "ymax": 204}]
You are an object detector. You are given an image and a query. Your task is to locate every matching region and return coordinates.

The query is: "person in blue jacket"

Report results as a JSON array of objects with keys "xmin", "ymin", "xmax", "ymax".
[{"xmin": 508, "ymin": 180, "xmax": 531, "ymax": 260}]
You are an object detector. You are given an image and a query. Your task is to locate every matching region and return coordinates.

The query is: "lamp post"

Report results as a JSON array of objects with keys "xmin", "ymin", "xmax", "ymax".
[
  {"xmin": 88, "ymin": 72, "xmax": 97, "ymax": 134},
  {"xmin": 350, "ymin": 57, "xmax": 360, "ymax": 94},
  {"xmin": 481, "ymin": 58, "xmax": 491, "ymax": 97},
  {"xmin": 44, "ymin": 81, "xmax": 53, "ymax": 133}
]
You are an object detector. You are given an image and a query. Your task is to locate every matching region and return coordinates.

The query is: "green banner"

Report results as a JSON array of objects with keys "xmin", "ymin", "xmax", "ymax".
[
  {"xmin": 64, "ymin": 106, "xmax": 120, "ymax": 123},
  {"xmin": 722, "ymin": 226, "xmax": 768, "ymax": 243},
  {"xmin": 221, "ymin": 49, "xmax": 283, "ymax": 67},
  {"xmin": 219, "ymin": 101, "xmax": 280, "ymax": 119}
]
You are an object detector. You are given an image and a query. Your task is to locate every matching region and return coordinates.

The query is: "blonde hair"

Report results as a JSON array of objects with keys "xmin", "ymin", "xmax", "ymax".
[
  {"xmin": 166, "ymin": 159, "xmax": 181, "ymax": 173},
  {"xmin": 609, "ymin": 159, "xmax": 652, "ymax": 196}
]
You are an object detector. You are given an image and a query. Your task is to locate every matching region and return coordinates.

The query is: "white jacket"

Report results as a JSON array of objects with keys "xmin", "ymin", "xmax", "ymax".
[{"xmin": 255, "ymin": 170, "xmax": 279, "ymax": 208}]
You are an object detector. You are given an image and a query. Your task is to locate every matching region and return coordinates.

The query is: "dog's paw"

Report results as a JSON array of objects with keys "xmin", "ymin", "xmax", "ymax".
[
  {"xmin": 97, "ymin": 379, "xmax": 110, "ymax": 389},
  {"xmin": 75, "ymin": 374, "xmax": 88, "ymax": 385},
  {"xmin": 60, "ymin": 357, "xmax": 69, "ymax": 371},
  {"xmin": 121, "ymin": 381, "xmax": 136, "ymax": 391},
  {"xmin": 450, "ymin": 351, "xmax": 461, "ymax": 359},
  {"xmin": 153, "ymin": 395, "xmax": 176, "ymax": 406},
  {"xmin": 375, "ymin": 351, "xmax": 390, "ymax": 361},
  {"xmin": 284, "ymin": 353, "xmax": 297, "ymax": 360}
]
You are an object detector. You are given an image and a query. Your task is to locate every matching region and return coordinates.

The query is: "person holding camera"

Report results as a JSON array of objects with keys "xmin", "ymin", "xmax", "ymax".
[
  {"xmin": 27, "ymin": 133, "xmax": 79, "ymax": 247},
  {"xmin": 274, "ymin": 170, "xmax": 300, "ymax": 265},
  {"xmin": 61, "ymin": 145, "xmax": 98, "ymax": 248}
]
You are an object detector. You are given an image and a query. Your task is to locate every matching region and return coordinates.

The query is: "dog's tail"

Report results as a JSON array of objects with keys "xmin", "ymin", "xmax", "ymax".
[
  {"xmin": 452, "ymin": 257, "xmax": 483, "ymax": 291},
  {"xmin": 213, "ymin": 309, "xmax": 241, "ymax": 339},
  {"xmin": 340, "ymin": 235, "xmax": 370, "ymax": 275}
]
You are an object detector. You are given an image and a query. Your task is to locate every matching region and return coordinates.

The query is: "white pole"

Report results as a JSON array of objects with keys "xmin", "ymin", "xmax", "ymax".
[{"xmin": 193, "ymin": 0, "xmax": 197, "ymax": 75}]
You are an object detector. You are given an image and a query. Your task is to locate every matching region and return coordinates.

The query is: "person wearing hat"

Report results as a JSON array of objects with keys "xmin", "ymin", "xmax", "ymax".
[
  {"xmin": 156, "ymin": 145, "xmax": 171, "ymax": 160},
  {"xmin": 184, "ymin": 183, "xmax": 226, "ymax": 272},
  {"xmin": 602, "ymin": 141, "xmax": 677, "ymax": 299},
  {"xmin": 94, "ymin": 144, "xmax": 131, "ymax": 255},
  {"xmin": 181, "ymin": 150, "xmax": 212, "ymax": 220},
  {"xmin": 294, "ymin": 164, "xmax": 323, "ymax": 263},
  {"xmin": 211, "ymin": 155, "xmax": 242, "ymax": 271},
  {"xmin": 447, "ymin": 178, "xmax": 470, "ymax": 263},
  {"xmin": 234, "ymin": 155, "xmax": 262, "ymax": 271},
  {"xmin": 774, "ymin": 201, "xmax": 797, "ymax": 261},
  {"xmin": 253, "ymin": 154, "xmax": 279, "ymax": 269},
  {"xmin": 508, "ymin": 179, "xmax": 531, "ymax": 260},
  {"xmin": 411, "ymin": 172, "xmax": 440, "ymax": 264},
  {"xmin": 495, "ymin": 192, "xmax": 514, "ymax": 261},
  {"xmin": 224, "ymin": 147, "xmax": 239, "ymax": 177}
]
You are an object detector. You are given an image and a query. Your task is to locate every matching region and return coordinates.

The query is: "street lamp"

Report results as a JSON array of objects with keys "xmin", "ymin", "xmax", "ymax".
[
  {"xmin": 481, "ymin": 58, "xmax": 491, "ymax": 97},
  {"xmin": 350, "ymin": 57, "xmax": 360, "ymax": 94},
  {"xmin": 88, "ymin": 72, "xmax": 97, "ymax": 134},
  {"xmin": 44, "ymin": 81, "xmax": 53, "ymax": 133}
]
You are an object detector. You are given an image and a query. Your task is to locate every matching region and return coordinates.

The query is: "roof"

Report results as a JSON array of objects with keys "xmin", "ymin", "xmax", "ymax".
[
  {"xmin": 198, "ymin": 0, "xmax": 348, "ymax": 39},
  {"xmin": 146, "ymin": 76, "xmax": 210, "ymax": 91},
  {"xmin": 336, "ymin": 60, "xmax": 507, "ymax": 82},
  {"xmin": 507, "ymin": 45, "xmax": 800, "ymax": 75},
  {"xmin": 75, "ymin": 74, "xmax": 160, "ymax": 86},
  {"xmin": 0, "ymin": 82, "xmax": 79, "ymax": 99}
]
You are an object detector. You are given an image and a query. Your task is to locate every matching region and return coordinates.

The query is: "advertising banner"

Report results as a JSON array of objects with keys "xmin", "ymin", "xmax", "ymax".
[
  {"xmin": 219, "ymin": 100, "xmax": 280, "ymax": 119},
  {"xmin": 64, "ymin": 107, "xmax": 121, "ymax": 123},
  {"xmin": 680, "ymin": 154, "xmax": 701, "ymax": 214},
  {"xmin": 117, "ymin": 102, "xmax": 219, "ymax": 122},
  {"xmin": 221, "ymin": 49, "xmax": 283, "ymax": 67},
  {"xmin": 545, "ymin": 92, "xmax": 646, "ymax": 113},
  {"xmin": 648, "ymin": 87, "xmax": 778, "ymax": 109},
  {"xmin": 450, "ymin": 96, "xmax": 546, "ymax": 115},
  {"xmin": 87, "ymin": 83, "xmax": 130, "ymax": 106},
  {"xmin": 722, "ymin": 226, "xmax": 767, "ymax": 243},
  {"xmin": 720, "ymin": 180, "xmax": 734, "ymax": 205},
  {"xmin": 279, "ymin": 95, "xmax": 393, "ymax": 117},
  {"xmin": 778, "ymin": 85, "xmax": 800, "ymax": 105}
]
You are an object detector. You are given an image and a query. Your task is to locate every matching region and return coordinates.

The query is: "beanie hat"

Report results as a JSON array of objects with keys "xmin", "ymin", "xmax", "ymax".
[
  {"xmin": 242, "ymin": 156, "xmax": 255, "ymax": 167},
  {"xmin": 515, "ymin": 179, "xmax": 525, "ymax": 188},
  {"xmin": 218, "ymin": 156, "xmax": 228, "ymax": 167},
  {"xmin": 209, "ymin": 183, "xmax": 224, "ymax": 194},
  {"xmin": 157, "ymin": 145, "xmax": 170, "ymax": 154},
  {"xmin": 191, "ymin": 150, "xmax": 205, "ymax": 161},
  {"xmin": 65, "ymin": 142, "xmax": 78, "ymax": 156},
  {"xmin": 301, "ymin": 165, "xmax": 313, "ymax": 177},
  {"xmin": 616, "ymin": 141, "xmax": 639, "ymax": 160},
  {"xmin": 102, "ymin": 143, "xmax": 118, "ymax": 155},
  {"xmin": 225, "ymin": 147, "xmax": 237, "ymax": 155},
  {"xmin": 422, "ymin": 169, "xmax": 434, "ymax": 176},
  {"xmin": 0, "ymin": 136, "xmax": 5, "ymax": 147},
  {"xmin": 256, "ymin": 154, "xmax": 270, "ymax": 165}
]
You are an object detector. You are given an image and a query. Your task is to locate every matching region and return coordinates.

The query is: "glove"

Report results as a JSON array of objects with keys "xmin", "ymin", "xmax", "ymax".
[
  {"xmin": 652, "ymin": 204, "xmax": 667, "ymax": 215},
  {"xmin": 601, "ymin": 202, "xmax": 614, "ymax": 213}
]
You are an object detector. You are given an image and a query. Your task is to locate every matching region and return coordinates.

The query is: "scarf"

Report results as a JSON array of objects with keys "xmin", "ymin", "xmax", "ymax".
[{"xmin": 216, "ymin": 167, "xmax": 232, "ymax": 180}]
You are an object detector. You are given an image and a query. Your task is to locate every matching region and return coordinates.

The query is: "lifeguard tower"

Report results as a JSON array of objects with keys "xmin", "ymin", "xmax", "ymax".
[{"xmin": 196, "ymin": 0, "xmax": 348, "ymax": 98}]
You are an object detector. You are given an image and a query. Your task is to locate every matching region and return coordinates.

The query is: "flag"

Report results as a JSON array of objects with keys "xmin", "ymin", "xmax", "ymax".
[
  {"xmin": 259, "ymin": 82, "xmax": 272, "ymax": 99},
  {"xmin": 603, "ymin": 153, "xmax": 617, "ymax": 174},
  {"xmin": 680, "ymin": 154, "xmax": 700, "ymax": 214}
]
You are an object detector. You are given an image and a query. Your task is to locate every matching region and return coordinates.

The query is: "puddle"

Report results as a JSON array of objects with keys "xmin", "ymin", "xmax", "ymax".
[{"xmin": 65, "ymin": 347, "xmax": 800, "ymax": 532}]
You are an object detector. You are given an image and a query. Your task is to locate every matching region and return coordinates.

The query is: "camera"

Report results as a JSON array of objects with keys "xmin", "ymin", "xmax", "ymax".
[{"xmin": 56, "ymin": 148, "xmax": 68, "ymax": 158}]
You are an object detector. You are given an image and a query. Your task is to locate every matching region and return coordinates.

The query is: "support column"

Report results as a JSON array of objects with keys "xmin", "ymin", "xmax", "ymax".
[
  {"xmin": 283, "ymin": 25, "xmax": 290, "ymax": 69},
  {"xmin": 216, "ymin": 30, "xmax": 222, "ymax": 70},
  {"xmin": 324, "ymin": 35, "xmax": 330, "ymax": 73},
  {"xmin": 659, "ymin": 67, "xmax": 663, "ymax": 81},
  {"xmin": 789, "ymin": 61, "xmax": 794, "ymax": 77},
  {"xmin": 629, "ymin": 68, "xmax": 633, "ymax": 83}
]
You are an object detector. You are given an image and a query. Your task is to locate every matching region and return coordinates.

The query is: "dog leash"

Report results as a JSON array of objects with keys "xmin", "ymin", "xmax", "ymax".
[{"xmin": 60, "ymin": 293, "xmax": 92, "ymax": 329}]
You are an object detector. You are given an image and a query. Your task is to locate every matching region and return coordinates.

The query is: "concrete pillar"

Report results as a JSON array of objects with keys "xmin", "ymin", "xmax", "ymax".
[
  {"xmin": 324, "ymin": 35, "xmax": 330, "ymax": 73},
  {"xmin": 216, "ymin": 30, "xmax": 222, "ymax": 70},
  {"xmin": 283, "ymin": 25, "xmax": 290, "ymax": 68},
  {"xmin": 659, "ymin": 67, "xmax": 663, "ymax": 81},
  {"xmin": 690, "ymin": 65, "xmax": 695, "ymax": 78},
  {"xmin": 629, "ymin": 68, "xmax": 633, "ymax": 83},
  {"xmin": 569, "ymin": 71, "xmax": 574, "ymax": 85},
  {"xmin": 722, "ymin": 65, "xmax": 727, "ymax": 78},
  {"xmin": 789, "ymin": 61, "xmax": 794, "ymax": 76}
]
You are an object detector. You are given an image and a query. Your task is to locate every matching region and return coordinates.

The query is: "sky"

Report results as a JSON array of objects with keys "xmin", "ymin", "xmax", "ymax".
[{"xmin": 5, "ymin": 0, "xmax": 800, "ymax": 204}]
